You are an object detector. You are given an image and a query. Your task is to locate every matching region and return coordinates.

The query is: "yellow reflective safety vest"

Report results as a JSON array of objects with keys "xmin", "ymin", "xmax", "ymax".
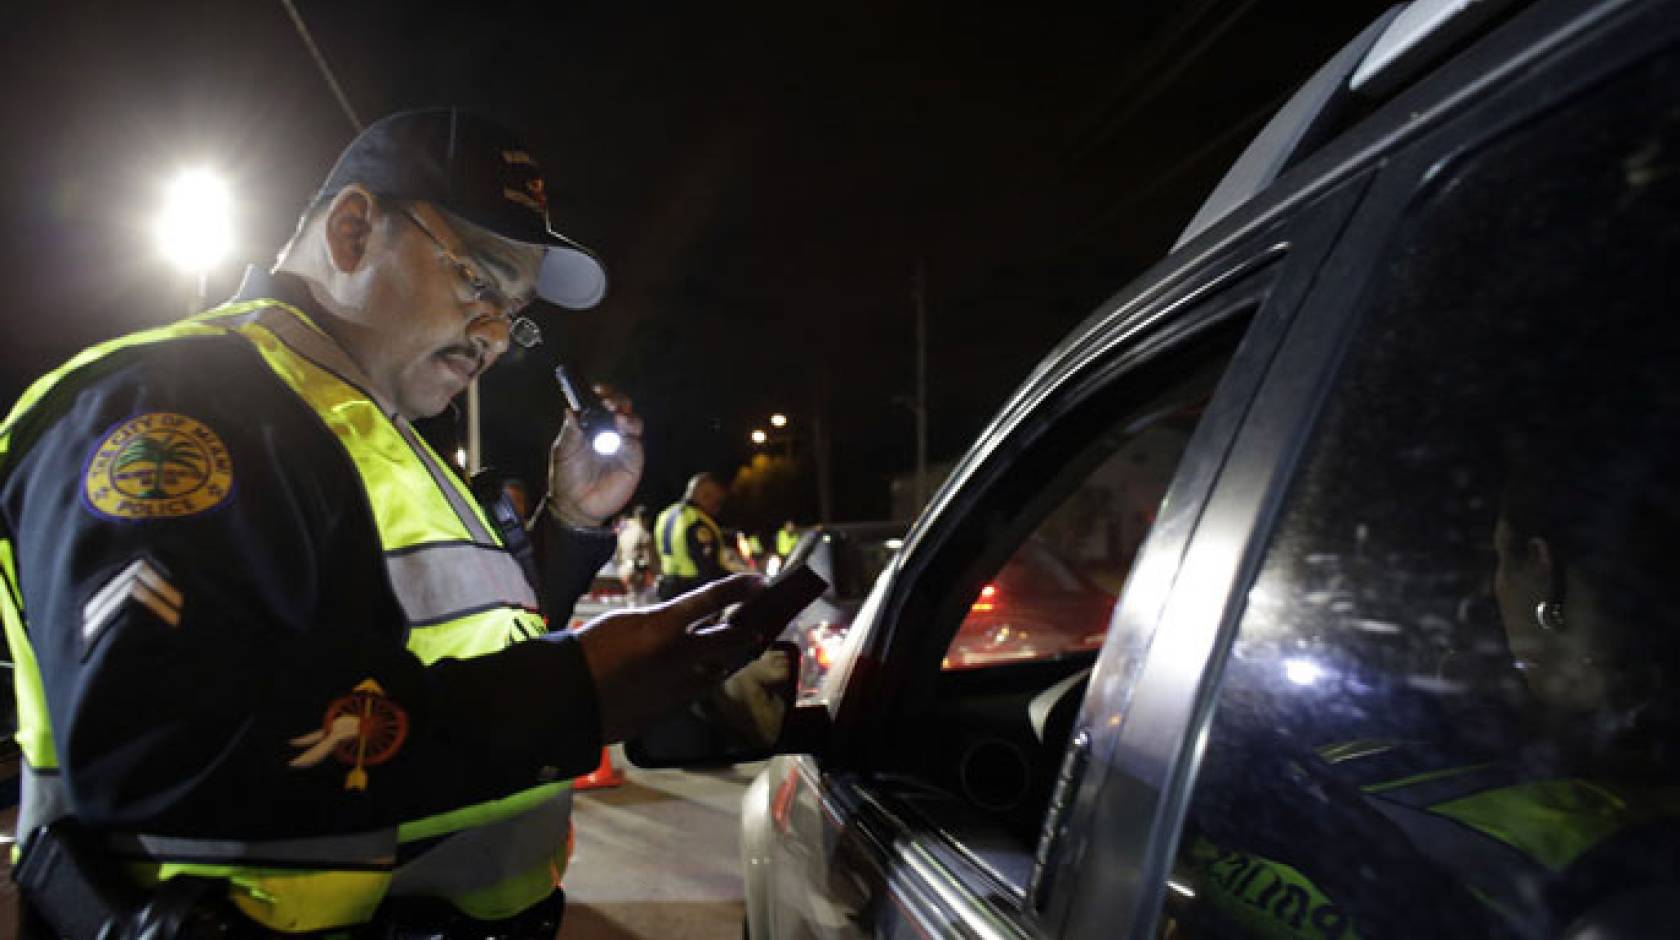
[
  {"xmin": 0, "ymin": 297, "xmax": 572, "ymax": 931},
  {"xmin": 655, "ymin": 501, "xmax": 724, "ymax": 580},
  {"xmin": 776, "ymin": 527, "xmax": 799, "ymax": 557}
]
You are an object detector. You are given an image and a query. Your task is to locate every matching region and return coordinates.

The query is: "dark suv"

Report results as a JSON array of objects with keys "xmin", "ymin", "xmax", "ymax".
[{"xmin": 636, "ymin": 0, "xmax": 1680, "ymax": 936}]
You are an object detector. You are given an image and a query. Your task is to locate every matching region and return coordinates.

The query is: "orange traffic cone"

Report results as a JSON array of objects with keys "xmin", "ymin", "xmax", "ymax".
[{"xmin": 573, "ymin": 746, "xmax": 626, "ymax": 790}]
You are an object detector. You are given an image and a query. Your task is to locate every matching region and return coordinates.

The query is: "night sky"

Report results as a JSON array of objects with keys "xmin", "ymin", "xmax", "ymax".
[{"xmin": 0, "ymin": 1, "xmax": 1388, "ymax": 528}]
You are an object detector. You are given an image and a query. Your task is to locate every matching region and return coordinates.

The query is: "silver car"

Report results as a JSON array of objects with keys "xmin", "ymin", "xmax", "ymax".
[
  {"xmin": 638, "ymin": 0, "xmax": 1680, "ymax": 936},
  {"xmin": 775, "ymin": 523, "xmax": 907, "ymax": 700}
]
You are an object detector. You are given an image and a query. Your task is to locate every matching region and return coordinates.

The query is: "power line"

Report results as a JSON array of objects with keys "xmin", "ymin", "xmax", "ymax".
[
  {"xmin": 278, "ymin": 0, "xmax": 362, "ymax": 132},
  {"xmin": 1066, "ymin": 0, "xmax": 1261, "ymax": 166}
]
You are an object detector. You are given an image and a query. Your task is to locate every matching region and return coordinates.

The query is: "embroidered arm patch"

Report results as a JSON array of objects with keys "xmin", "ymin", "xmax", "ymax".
[{"xmin": 83, "ymin": 412, "xmax": 234, "ymax": 521}]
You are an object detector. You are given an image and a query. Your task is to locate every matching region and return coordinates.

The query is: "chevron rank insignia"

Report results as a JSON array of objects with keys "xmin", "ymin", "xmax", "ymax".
[{"xmin": 81, "ymin": 557, "xmax": 183, "ymax": 658}]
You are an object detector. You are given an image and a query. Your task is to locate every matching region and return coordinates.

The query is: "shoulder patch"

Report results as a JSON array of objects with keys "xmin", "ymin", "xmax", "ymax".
[{"xmin": 83, "ymin": 413, "xmax": 234, "ymax": 521}]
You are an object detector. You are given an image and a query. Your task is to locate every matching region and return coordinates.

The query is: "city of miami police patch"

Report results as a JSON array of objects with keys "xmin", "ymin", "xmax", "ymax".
[{"xmin": 83, "ymin": 412, "xmax": 234, "ymax": 521}]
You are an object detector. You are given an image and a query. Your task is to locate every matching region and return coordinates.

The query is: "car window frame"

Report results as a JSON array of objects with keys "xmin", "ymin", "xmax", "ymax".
[{"xmin": 798, "ymin": 175, "xmax": 1373, "ymax": 937}]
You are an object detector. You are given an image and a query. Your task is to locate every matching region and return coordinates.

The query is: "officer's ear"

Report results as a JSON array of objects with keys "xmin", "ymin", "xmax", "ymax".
[{"xmin": 322, "ymin": 186, "xmax": 377, "ymax": 274}]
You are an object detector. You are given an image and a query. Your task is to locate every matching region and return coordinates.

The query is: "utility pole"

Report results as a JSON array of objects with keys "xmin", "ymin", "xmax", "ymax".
[
  {"xmin": 466, "ymin": 380, "xmax": 482, "ymax": 474},
  {"xmin": 912, "ymin": 262, "xmax": 929, "ymax": 513}
]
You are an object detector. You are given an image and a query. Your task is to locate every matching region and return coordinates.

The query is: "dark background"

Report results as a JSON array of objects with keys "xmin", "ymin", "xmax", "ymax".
[{"xmin": 0, "ymin": 1, "xmax": 1388, "ymax": 530}]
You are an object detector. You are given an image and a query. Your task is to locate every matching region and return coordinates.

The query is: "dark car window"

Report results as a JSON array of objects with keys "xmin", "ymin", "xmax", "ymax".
[{"xmin": 1156, "ymin": 55, "xmax": 1680, "ymax": 940}]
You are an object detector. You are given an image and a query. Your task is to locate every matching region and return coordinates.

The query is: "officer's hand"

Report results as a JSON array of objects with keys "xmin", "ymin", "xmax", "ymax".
[
  {"xmin": 573, "ymin": 573, "xmax": 770, "ymax": 743},
  {"xmin": 546, "ymin": 385, "xmax": 644, "ymax": 527}
]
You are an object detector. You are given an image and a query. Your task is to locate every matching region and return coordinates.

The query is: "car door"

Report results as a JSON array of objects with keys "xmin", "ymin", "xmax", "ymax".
[
  {"xmin": 763, "ymin": 168, "xmax": 1375, "ymax": 939},
  {"xmin": 1072, "ymin": 3, "xmax": 1680, "ymax": 938}
]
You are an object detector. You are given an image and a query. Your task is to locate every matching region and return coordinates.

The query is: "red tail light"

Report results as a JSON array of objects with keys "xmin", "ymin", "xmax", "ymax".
[{"xmin": 971, "ymin": 583, "xmax": 998, "ymax": 612}]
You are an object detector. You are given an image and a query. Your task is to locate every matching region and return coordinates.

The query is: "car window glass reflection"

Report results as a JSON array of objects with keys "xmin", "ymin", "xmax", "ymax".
[
  {"xmin": 1157, "ymin": 56, "xmax": 1680, "ymax": 940},
  {"xmin": 945, "ymin": 407, "xmax": 1202, "ymax": 671}
]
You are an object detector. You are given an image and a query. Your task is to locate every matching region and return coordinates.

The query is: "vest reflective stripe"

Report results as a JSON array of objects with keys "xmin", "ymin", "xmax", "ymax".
[
  {"xmin": 391, "ymin": 417, "xmax": 498, "ymax": 547},
  {"xmin": 23, "ymin": 767, "xmax": 397, "ymax": 871},
  {"xmin": 17, "ymin": 764, "xmax": 71, "ymax": 854},
  {"xmin": 110, "ymin": 828, "xmax": 397, "ymax": 869},
  {"xmin": 656, "ymin": 503, "xmax": 720, "ymax": 578},
  {"xmin": 11, "ymin": 764, "xmax": 398, "ymax": 932},
  {"xmin": 0, "ymin": 300, "xmax": 569, "ymax": 929},
  {"xmin": 387, "ymin": 541, "xmax": 538, "ymax": 627}
]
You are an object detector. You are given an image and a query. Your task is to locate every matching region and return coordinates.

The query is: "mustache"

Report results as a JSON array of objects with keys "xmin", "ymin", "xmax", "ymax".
[{"xmin": 438, "ymin": 344, "xmax": 486, "ymax": 378}]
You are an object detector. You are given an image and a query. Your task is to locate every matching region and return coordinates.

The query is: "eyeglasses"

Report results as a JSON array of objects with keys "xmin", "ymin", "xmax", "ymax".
[{"xmin": 401, "ymin": 209, "xmax": 542, "ymax": 348}]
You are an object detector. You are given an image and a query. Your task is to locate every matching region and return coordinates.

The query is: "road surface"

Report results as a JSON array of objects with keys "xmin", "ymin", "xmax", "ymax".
[{"xmin": 562, "ymin": 749, "xmax": 761, "ymax": 939}]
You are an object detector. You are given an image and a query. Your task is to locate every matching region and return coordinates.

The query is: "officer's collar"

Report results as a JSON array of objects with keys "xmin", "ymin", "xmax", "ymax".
[
  {"xmin": 225, "ymin": 266, "xmax": 403, "ymax": 421},
  {"xmin": 230, "ymin": 265, "xmax": 322, "ymax": 315}
]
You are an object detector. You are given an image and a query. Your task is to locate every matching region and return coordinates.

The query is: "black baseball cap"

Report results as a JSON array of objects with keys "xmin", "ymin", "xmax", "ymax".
[{"xmin": 317, "ymin": 108, "xmax": 607, "ymax": 310}]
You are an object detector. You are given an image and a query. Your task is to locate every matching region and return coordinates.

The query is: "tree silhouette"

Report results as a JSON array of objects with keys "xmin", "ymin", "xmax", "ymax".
[{"xmin": 114, "ymin": 433, "xmax": 204, "ymax": 499}]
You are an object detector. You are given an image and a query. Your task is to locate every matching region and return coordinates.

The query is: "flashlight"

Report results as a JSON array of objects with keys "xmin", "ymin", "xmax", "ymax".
[{"xmin": 554, "ymin": 365, "xmax": 623, "ymax": 456}]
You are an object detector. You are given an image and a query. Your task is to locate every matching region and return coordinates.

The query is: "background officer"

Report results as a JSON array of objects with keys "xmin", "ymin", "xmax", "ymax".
[
  {"xmin": 655, "ymin": 472, "xmax": 736, "ymax": 600},
  {"xmin": 0, "ymin": 109, "xmax": 782, "ymax": 937},
  {"xmin": 776, "ymin": 520, "xmax": 801, "ymax": 558}
]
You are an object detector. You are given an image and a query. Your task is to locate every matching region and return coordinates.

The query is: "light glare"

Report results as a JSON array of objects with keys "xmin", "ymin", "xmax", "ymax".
[
  {"xmin": 751, "ymin": 429, "xmax": 768, "ymax": 445},
  {"xmin": 156, "ymin": 169, "xmax": 232, "ymax": 272},
  {"xmin": 770, "ymin": 413, "xmax": 788, "ymax": 428},
  {"xmin": 1284, "ymin": 657, "xmax": 1326, "ymax": 686}
]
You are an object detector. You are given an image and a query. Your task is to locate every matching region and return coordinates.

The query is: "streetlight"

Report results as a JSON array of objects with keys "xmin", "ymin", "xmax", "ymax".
[
  {"xmin": 751, "ymin": 429, "xmax": 769, "ymax": 445},
  {"xmin": 155, "ymin": 168, "xmax": 232, "ymax": 311},
  {"xmin": 770, "ymin": 413, "xmax": 788, "ymax": 429}
]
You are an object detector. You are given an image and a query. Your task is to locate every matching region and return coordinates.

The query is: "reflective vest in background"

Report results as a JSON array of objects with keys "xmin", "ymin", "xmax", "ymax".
[
  {"xmin": 776, "ymin": 527, "xmax": 799, "ymax": 557},
  {"xmin": 0, "ymin": 299, "xmax": 570, "ymax": 932},
  {"xmin": 1180, "ymin": 739, "xmax": 1680, "ymax": 939},
  {"xmin": 655, "ymin": 501, "xmax": 723, "ymax": 579}
]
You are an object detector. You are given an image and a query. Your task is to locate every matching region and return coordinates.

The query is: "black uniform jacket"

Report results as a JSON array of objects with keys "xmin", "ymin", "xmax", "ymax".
[{"xmin": 0, "ymin": 271, "xmax": 615, "ymax": 841}]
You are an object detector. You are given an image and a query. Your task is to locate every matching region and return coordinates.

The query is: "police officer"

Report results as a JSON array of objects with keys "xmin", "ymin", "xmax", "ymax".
[
  {"xmin": 0, "ymin": 109, "xmax": 781, "ymax": 937},
  {"xmin": 655, "ymin": 473, "xmax": 737, "ymax": 600},
  {"xmin": 776, "ymin": 520, "xmax": 800, "ymax": 559}
]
